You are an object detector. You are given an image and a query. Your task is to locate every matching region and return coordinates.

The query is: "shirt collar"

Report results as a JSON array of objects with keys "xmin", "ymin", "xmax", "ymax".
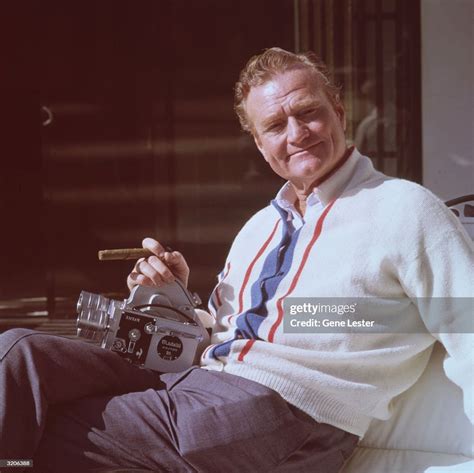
[{"xmin": 273, "ymin": 146, "xmax": 362, "ymax": 210}]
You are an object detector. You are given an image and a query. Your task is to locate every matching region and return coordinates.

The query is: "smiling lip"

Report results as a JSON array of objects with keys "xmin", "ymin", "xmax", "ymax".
[{"xmin": 288, "ymin": 142, "xmax": 323, "ymax": 159}]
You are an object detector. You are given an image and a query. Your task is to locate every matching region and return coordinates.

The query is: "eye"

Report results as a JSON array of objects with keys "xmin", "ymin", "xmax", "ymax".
[
  {"xmin": 265, "ymin": 122, "xmax": 284, "ymax": 133},
  {"xmin": 300, "ymin": 108, "xmax": 317, "ymax": 118}
]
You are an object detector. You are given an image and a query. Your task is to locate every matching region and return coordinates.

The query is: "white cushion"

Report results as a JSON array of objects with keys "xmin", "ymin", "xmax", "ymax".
[
  {"xmin": 341, "ymin": 342, "xmax": 473, "ymax": 473},
  {"xmin": 342, "ymin": 447, "xmax": 471, "ymax": 473}
]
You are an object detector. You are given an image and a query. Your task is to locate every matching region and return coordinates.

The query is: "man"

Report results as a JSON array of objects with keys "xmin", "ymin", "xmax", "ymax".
[{"xmin": 1, "ymin": 48, "xmax": 472, "ymax": 473}]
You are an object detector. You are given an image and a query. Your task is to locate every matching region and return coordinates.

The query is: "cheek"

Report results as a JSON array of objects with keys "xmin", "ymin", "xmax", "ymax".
[
  {"xmin": 260, "ymin": 139, "xmax": 284, "ymax": 162},
  {"xmin": 333, "ymin": 123, "xmax": 347, "ymax": 146},
  {"xmin": 259, "ymin": 146, "xmax": 271, "ymax": 163}
]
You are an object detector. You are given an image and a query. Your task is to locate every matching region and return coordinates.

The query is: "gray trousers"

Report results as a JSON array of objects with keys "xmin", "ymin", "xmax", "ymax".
[{"xmin": 0, "ymin": 329, "xmax": 358, "ymax": 472}]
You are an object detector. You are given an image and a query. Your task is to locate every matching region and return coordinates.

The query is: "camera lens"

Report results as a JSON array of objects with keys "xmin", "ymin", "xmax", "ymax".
[{"xmin": 76, "ymin": 291, "xmax": 111, "ymax": 343}]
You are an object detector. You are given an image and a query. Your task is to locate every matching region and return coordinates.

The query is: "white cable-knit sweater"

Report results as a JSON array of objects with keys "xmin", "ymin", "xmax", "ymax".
[{"xmin": 200, "ymin": 149, "xmax": 474, "ymax": 437}]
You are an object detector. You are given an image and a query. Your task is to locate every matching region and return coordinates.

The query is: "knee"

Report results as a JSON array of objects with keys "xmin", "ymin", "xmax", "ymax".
[
  {"xmin": 0, "ymin": 328, "xmax": 42, "ymax": 362},
  {"xmin": 2, "ymin": 328, "xmax": 38, "ymax": 346},
  {"xmin": 3, "ymin": 327, "xmax": 36, "ymax": 339}
]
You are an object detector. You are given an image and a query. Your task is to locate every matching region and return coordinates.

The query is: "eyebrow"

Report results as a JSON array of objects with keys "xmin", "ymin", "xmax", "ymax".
[
  {"xmin": 293, "ymin": 98, "xmax": 323, "ymax": 109},
  {"xmin": 261, "ymin": 114, "xmax": 284, "ymax": 129},
  {"xmin": 261, "ymin": 99, "xmax": 323, "ymax": 129}
]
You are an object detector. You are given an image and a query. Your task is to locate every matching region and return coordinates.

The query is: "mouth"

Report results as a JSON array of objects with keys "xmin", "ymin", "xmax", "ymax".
[{"xmin": 287, "ymin": 142, "xmax": 323, "ymax": 159}]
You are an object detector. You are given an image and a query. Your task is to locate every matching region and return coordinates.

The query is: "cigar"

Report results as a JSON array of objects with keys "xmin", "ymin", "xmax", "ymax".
[{"xmin": 98, "ymin": 248, "xmax": 154, "ymax": 261}]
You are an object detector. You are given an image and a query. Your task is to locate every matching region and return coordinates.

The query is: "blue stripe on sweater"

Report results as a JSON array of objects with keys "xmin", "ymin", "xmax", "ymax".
[{"xmin": 210, "ymin": 202, "xmax": 302, "ymax": 359}]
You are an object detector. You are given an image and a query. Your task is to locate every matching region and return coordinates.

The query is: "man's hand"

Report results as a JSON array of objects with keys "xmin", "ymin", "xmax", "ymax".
[{"xmin": 126, "ymin": 237, "xmax": 190, "ymax": 291}]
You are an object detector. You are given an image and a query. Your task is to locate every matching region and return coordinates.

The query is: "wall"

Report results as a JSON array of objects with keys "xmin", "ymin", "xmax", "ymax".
[{"xmin": 421, "ymin": 0, "xmax": 473, "ymax": 199}]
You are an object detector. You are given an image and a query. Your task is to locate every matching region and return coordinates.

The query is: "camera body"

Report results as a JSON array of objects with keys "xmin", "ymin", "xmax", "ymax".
[{"xmin": 76, "ymin": 281, "xmax": 210, "ymax": 373}]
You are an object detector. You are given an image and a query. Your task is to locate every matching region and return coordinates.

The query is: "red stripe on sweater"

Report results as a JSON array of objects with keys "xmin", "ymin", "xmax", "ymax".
[
  {"xmin": 237, "ymin": 219, "xmax": 281, "ymax": 314},
  {"xmin": 268, "ymin": 199, "xmax": 337, "ymax": 342},
  {"xmin": 235, "ymin": 219, "xmax": 280, "ymax": 362},
  {"xmin": 238, "ymin": 339, "xmax": 256, "ymax": 362}
]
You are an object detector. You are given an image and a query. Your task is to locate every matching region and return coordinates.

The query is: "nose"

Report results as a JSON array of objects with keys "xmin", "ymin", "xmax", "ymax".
[{"xmin": 287, "ymin": 117, "xmax": 309, "ymax": 145}]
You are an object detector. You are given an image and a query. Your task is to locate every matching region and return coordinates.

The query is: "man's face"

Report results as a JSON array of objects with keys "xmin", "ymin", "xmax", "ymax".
[{"xmin": 245, "ymin": 68, "xmax": 347, "ymax": 193}]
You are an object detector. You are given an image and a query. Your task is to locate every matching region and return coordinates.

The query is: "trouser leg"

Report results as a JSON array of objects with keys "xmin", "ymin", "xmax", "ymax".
[
  {"xmin": 34, "ymin": 367, "xmax": 358, "ymax": 473},
  {"xmin": 273, "ymin": 406, "xmax": 358, "ymax": 473},
  {"xmin": 0, "ymin": 328, "xmax": 161, "ymax": 459},
  {"xmin": 34, "ymin": 389, "xmax": 189, "ymax": 473}
]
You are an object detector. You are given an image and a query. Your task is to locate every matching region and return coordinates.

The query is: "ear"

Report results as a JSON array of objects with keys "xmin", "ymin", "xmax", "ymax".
[
  {"xmin": 253, "ymin": 133, "xmax": 270, "ymax": 162},
  {"xmin": 335, "ymin": 102, "xmax": 347, "ymax": 131}
]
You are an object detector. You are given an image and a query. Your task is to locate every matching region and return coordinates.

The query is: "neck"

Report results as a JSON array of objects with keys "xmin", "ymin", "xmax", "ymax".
[
  {"xmin": 291, "ymin": 146, "xmax": 354, "ymax": 216},
  {"xmin": 294, "ymin": 190, "xmax": 308, "ymax": 216}
]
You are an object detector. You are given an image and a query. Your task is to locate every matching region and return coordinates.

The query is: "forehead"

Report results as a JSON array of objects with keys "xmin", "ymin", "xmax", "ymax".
[{"xmin": 245, "ymin": 68, "xmax": 328, "ymax": 124}]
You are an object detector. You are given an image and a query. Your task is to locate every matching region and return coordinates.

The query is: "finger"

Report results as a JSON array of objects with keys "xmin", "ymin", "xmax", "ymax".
[
  {"xmin": 127, "ymin": 271, "xmax": 155, "ymax": 292},
  {"xmin": 138, "ymin": 256, "xmax": 171, "ymax": 286},
  {"xmin": 170, "ymin": 251, "xmax": 190, "ymax": 285},
  {"xmin": 142, "ymin": 237, "xmax": 166, "ymax": 257},
  {"xmin": 162, "ymin": 251, "xmax": 179, "ymax": 266},
  {"xmin": 135, "ymin": 260, "xmax": 164, "ymax": 286},
  {"xmin": 146, "ymin": 255, "xmax": 175, "ymax": 283},
  {"xmin": 164, "ymin": 251, "xmax": 188, "ymax": 270},
  {"xmin": 133, "ymin": 257, "xmax": 146, "ymax": 273},
  {"xmin": 127, "ymin": 272, "xmax": 155, "ymax": 288}
]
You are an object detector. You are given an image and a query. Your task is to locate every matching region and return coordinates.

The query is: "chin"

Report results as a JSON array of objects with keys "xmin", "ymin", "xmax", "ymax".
[{"xmin": 294, "ymin": 160, "xmax": 325, "ymax": 177}]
